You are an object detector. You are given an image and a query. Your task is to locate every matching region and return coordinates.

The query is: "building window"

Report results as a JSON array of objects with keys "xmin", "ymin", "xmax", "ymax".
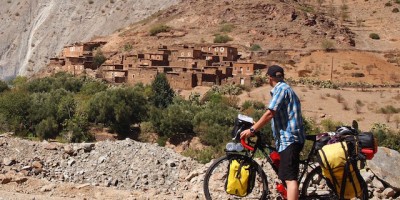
[
  {"xmin": 187, "ymin": 52, "xmax": 192, "ymax": 57},
  {"xmin": 220, "ymin": 47, "xmax": 224, "ymax": 52},
  {"xmin": 181, "ymin": 52, "xmax": 185, "ymax": 56},
  {"xmin": 240, "ymin": 67, "xmax": 243, "ymax": 73},
  {"xmin": 214, "ymin": 48, "xmax": 218, "ymax": 52},
  {"xmin": 247, "ymin": 67, "xmax": 250, "ymax": 71}
]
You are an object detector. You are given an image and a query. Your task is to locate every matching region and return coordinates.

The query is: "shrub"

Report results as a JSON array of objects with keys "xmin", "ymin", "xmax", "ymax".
[
  {"xmin": 393, "ymin": 8, "xmax": 400, "ymax": 12},
  {"xmin": 157, "ymin": 136, "xmax": 168, "ymax": 146},
  {"xmin": 351, "ymin": 72, "xmax": 365, "ymax": 77},
  {"xmin": 0, "ymin": 80, "xmax": 9, "ymax": 93},
  {"xmin": 250, "ymin": 44, "xmax": 262, "ymax": 51},
  {"xmin": 369, "ymin": 33, "xmax": 380, "ymax": 40},
  {"xmin": 123, "ymin": 43, "xmax": 133, "ymax": 52},
  {"xmin": 213, "ymin": 34, "xmax": 233, "ymax": 43},
  {"xmin": 320, "ymin": 119, "xmax": 344, "ymax": 132},
  {"xmin": 322, "ymin": 40, "xmax": 335, "ymax": 51},
  {"xmin": 88, "ymin": 0, "xmax": 94, "ymax": 4},
  {"xmin": 385, "ymin": 2, "xmax": 392, "ymax": 6},
  {"xmin": 241, "ymin": 100, "xmax": 265, "ymax": 110},
  {"xmin": 220, "ymin": 23, "xmax": 234, "ymax": 33},
  {"xmin": 149, "ymin": 24, "xmax": 171, "ymax": 36},
  {"xmin": 36, "ymin": 117, "xmax": 59, "ymax": 139}
]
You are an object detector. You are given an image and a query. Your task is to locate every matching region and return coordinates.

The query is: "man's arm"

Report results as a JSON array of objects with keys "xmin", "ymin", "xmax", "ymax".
[{"xmin": 240, "ymin": 109, "xmax": 275, "ymax": 139}]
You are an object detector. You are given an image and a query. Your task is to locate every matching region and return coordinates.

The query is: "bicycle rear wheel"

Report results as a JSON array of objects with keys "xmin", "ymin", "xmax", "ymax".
[
  {"xmin": 300, "ymin": 166, "xmax": 338, "ymax": 200},
  {"xmin": 301, "ymin": 166, "xmax": 368, "ymax": 200},
  {"xmin": 203, "ymin": 154, "xmax": 269, "ymax": 200}
]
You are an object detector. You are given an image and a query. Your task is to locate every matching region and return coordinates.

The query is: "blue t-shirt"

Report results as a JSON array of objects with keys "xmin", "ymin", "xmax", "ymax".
[{"xmin": 268, "ymin": 81, "xmax": 305, "ymax": 152}]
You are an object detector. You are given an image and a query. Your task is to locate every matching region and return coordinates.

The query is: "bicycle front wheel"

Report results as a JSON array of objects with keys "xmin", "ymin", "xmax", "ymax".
[{"xmin": 203, "ymin": 154, "xmax": 269, "ymax": 200}]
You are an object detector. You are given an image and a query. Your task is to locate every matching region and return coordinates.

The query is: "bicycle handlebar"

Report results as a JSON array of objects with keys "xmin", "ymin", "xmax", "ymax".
[{"xmin": 240, "ymin": 138, "xmax": 254, "ymax": 151}]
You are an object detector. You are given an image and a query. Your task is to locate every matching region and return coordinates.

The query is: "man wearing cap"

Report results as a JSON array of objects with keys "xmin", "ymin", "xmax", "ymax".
[{"xmin": 240, "ymin": 65, "xmax": 305, "ymax": 200}]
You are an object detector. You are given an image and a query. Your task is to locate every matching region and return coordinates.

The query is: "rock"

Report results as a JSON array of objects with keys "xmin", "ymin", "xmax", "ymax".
[
  {"xmin": 371, "ymin": 177, "xmax": 385, "ymax": 191},
  {"xmin": 0, "ymin": 174, "xmax": 12, "ymax": 184},
  {"xmin": 44, "ymin": 143, "xmax": 58, "ymax": 150},
  {"xmin": 32, "ymin": 161, "xmax": 43, "ymax": 169},
  {"xmin": 64, "ymin": 145, "xmax": 74, "ymax": 155},
  {"xmin": 14, "ymin": 177, "xmax": 28, "ymax": 184},
  {"xmin": 81, "ymin": 143, "xmax": 95, "ymax": 152},
  {"xmin": 360, "ymin": 169, "xmax": 374, "ymax": 183},
  {"xmin": 75, "ymin": 183, "xmax": 91, "ymax": 189},
  {"xmin": 368, "ymin": 147, "xmax": 400, "ymax": 191},
  {"xmin": 166, "ymin": 160, "xmax": 177, "ymax": 167},
  {"xmin": 98, "ymin": 156, "xmax": 107, "ymax": 164},
  {"xmin": 382, "ymin": 187, "xmax": 395, "ymax": 198},
  {"xmin": 40, "ymin": 183, "xmax": 56, "ymax": 192},
  {"xmin": 67, "ymin": 159, "xmax": 75, "ymax": 166},
  {"xmin": 3, "ymin": 157, "xmax": 15, "ymax": 166},
  {"xmin": 185, "ymin": 171, "xmax": 200, "ymax": 181}
]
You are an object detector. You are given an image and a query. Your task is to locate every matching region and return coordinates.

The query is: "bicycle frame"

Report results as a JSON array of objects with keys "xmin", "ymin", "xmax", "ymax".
[{"xmin": 236, "ymin": 133, "xmax": 320, "ymax": 197}]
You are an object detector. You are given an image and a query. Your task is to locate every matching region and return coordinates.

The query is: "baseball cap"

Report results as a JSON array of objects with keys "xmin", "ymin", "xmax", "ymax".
[{"xmin": 267, "ymin": 65, "xmax": 284, "ymax": 78}]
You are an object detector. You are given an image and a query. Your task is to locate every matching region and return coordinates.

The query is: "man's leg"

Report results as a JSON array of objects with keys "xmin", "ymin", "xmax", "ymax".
[
  {"xmin": 278, "ymin": 143, "xmax": 303, "ymax": 200},
  {"xmin": 285, "ymin": 180, "xmax": 299, "ymax": 200}
]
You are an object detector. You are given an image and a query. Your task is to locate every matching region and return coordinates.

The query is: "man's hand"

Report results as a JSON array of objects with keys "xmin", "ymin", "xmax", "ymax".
[{"xmin": 240, "ymin": 129, "xmax": 254, "ymax": 139}]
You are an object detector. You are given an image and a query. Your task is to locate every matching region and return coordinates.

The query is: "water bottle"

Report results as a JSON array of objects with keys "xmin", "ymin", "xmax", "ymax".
[
  {"xmin": 226, "ymin": 142, "xmax": 244, "ymax": 152},
  {"xmin": 226, "ymin": 142, "xmax": 236, "ymax": 151},
  {"xmin": 235, "ymin": 143, "xmax": 244, "ymax": 152},
  {"xmin": 276, "ymin": 183, "xmax": 287, "ymax": 199}
]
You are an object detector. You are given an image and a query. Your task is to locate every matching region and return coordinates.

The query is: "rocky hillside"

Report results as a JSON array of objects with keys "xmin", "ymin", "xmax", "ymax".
[
  {"xmin": 1, "ymin": 133, "xmax": 399, "ymax": 199},
  {"xmin": 0, "ymin": 0, "xmax": 180, "ymax": 80}
]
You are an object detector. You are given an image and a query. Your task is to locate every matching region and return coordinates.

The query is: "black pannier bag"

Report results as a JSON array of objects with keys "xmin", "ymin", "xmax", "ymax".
[
  {"xmin": 231, "ymin": 114, "xmax": 254, "ymax": 141},
  {"xmin": 358, "ymin": 132, "xmax": 378, "ymax": 160}
]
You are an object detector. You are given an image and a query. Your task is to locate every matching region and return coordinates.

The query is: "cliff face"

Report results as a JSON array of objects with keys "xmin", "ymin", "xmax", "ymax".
[{"xmin": 0, "ymin": 0, "xmax": 180, "ymax": 80}]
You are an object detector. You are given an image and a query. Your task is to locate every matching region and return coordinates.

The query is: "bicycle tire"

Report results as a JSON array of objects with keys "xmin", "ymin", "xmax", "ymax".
[
  {"xmin": 203, "ymin": 154, "xmax": 269, "ymax": 200},
  {"xmin": 300, "ymin": 166, "xmax": 368, "ymax": 200}
]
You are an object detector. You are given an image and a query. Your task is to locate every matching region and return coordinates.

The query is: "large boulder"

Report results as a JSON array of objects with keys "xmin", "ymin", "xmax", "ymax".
[{"xmin": 368, "ymin": 147, "xmax": 400, "ymax": 191}]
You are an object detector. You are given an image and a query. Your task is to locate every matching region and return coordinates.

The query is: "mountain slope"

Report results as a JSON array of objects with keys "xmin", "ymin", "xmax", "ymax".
[{"xmin": 0, "ymin": 0, "xmax": 180, "ymax": 80}]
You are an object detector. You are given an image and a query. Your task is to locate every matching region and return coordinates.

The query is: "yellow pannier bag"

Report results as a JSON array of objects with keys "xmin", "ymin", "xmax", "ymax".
[
  {"xmin": 225, "ymin": 159, "xmax": 254, "ymax": 197},
  {"xmin": 319, "ymin": 142, "xmax": 362, "ymax": 199}
]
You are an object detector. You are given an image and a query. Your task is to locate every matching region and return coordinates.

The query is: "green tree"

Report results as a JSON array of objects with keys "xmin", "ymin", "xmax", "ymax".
[
  {"xmin": 157, "ymin": 100, "xmax": 199, "ymax": 138},
  {"xmin": 88, "ymin": 87, "xmax": 148, "ymax": 137},
  {"xmin": 0, "ymin": 90, "xmax": 31, "ymax": 134},
  {"xmin": 93, "ymin": 49, "xmax": 106, "ymax": 68},
  {"xmin": 151, "ymin": 73, "xmax": 175, "ymax": 108},
  {"xmin": 193, "ymin": 102, "xmax": 238, "ymax": 146},
  {"xmin": 62, "ymin": 113, "xmax": 92, "ymax": 142},
  {"xmin": 11, "ymin": 76, "xmax": 28, "ymax": 91},
  {"xmin": 80, "ymin": 79, "xmax": 108, "ymax": 95}
]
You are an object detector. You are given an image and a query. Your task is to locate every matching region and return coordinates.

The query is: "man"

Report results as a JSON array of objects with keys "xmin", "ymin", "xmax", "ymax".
[{"xmin": 240, "ymin": 65, "xmax": 305, "ymax": 200}]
